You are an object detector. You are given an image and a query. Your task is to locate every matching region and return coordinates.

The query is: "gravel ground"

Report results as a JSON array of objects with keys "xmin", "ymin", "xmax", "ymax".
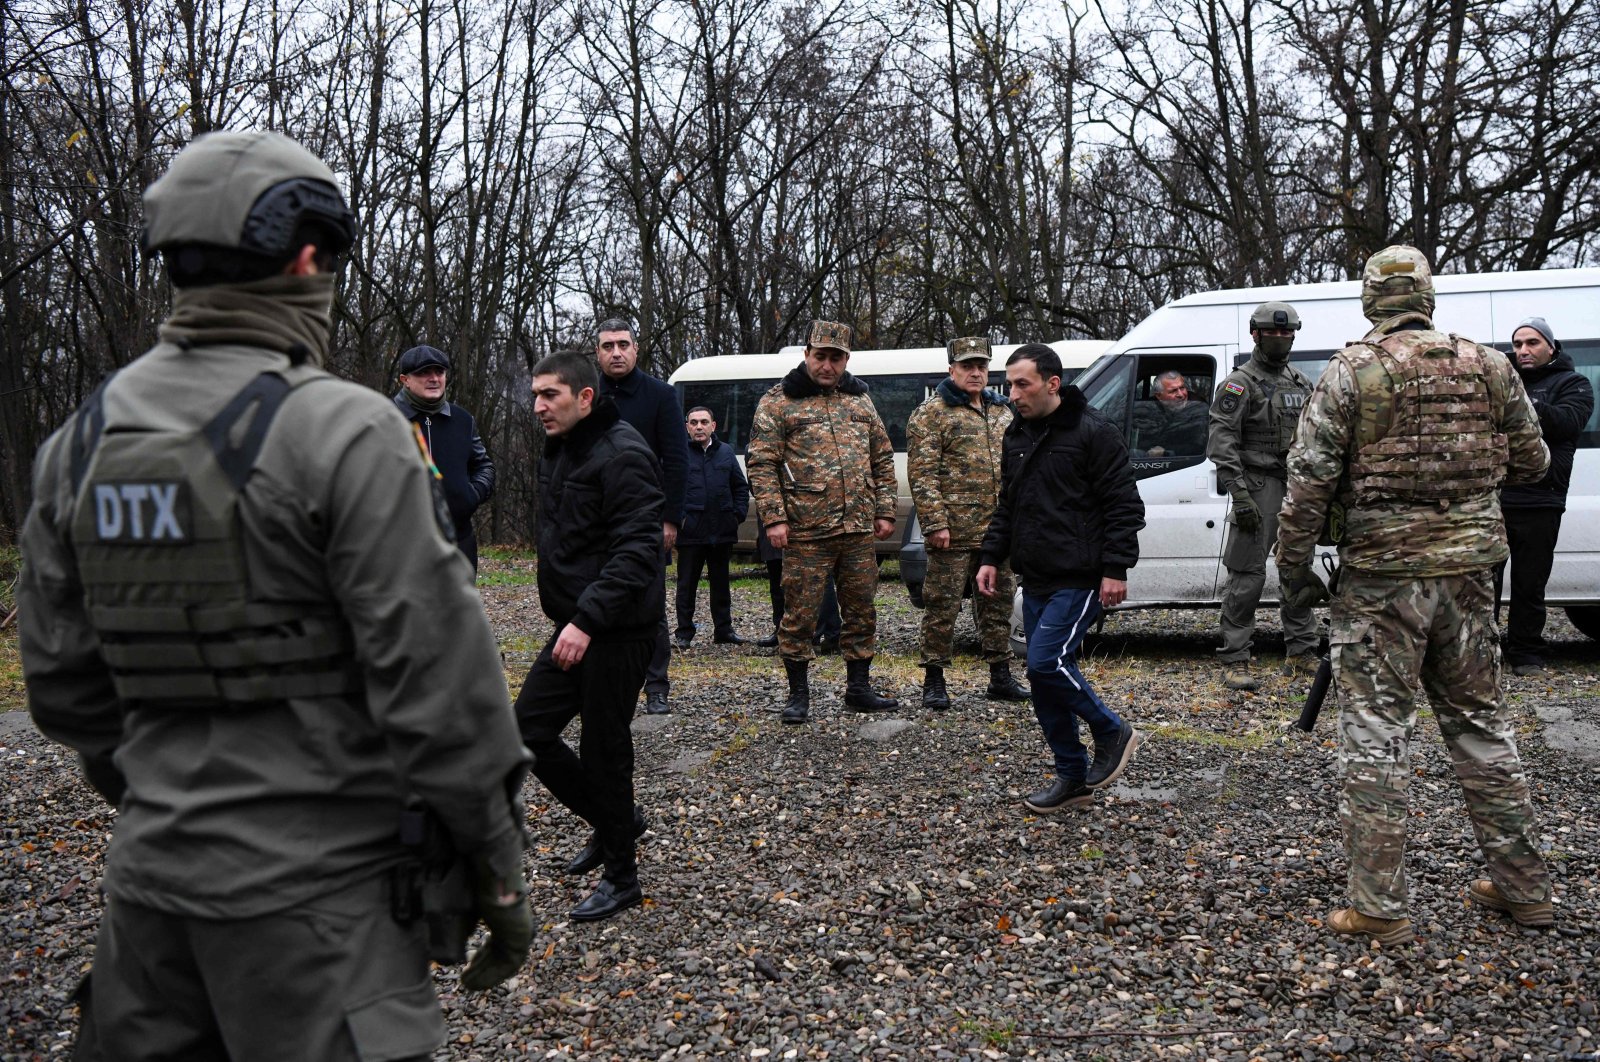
[{"xmin": 4, "ymin": 556, "xmax": 1599, "ymax": 1061}]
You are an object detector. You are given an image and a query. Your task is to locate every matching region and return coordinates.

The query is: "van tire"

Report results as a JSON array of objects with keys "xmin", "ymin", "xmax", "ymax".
[{"xmin": 1564, "ymin": 606, "xmax": 1600, "ymax": 641}]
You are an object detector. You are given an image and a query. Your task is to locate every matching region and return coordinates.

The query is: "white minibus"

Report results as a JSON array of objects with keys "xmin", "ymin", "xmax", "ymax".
[
  {"xmin": 668, "ymin": 341, "xmax": 1109, "ymax": 556},
  {"xmin": 1071, "ymin": 266, "xmax": 1600, "ymax": 637}
]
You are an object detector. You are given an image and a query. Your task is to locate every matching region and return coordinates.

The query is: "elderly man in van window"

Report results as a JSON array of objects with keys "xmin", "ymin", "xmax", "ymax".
[{"xmin": 1132, "ymin": 370, "xmax": 1209, "ymax": 457}]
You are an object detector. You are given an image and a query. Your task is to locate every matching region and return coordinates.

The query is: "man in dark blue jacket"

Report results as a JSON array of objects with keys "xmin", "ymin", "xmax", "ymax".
[
  {"xmin": 978, "ymin": 345, "xmax": 1147, "ymax": 814},
  {"xmin": 596, "ymin": 318, "xmax": 687, "ymax": 713},
  {"xmin": 393, "ymin": 345, "xmax": 496, "ymax": 570},
  {"xmin": 1500, "ymin": 317, "xmax": 1595, "ymax": 676},
  {"xmin": 517, "ymin": 351, "xmax": 664, "ymax": 923},
  {"xmin": 676, "ymin": 406, "xmax": 750, "ymax": 646}
]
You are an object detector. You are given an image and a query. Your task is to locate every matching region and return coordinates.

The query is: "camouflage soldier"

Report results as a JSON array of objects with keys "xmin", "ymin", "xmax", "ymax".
[
  {"xmin": 1207, "ymin": 302, "xmax": 1320, "ymax": 690},
  {"xmin": 1276, "ymin": 245, "xmax": 1554, "ymax": 944},
  {"xmin": 906, "ymin": 337, "xmax": 1030, "ymax": 709},
  {"xmin": 746, "ymin": 320, "xmax": 900, "ymax": 723}
]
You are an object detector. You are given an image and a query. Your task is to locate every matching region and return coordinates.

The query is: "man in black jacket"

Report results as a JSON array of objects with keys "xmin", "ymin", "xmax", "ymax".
[
  {"xmin": 393, "ymin": 345, "xmax": 496, "ymax": 570},
  {"xmin": 977, "ymin": 345, "xmax": 1147, "ymax": 813},
  {"xmin": 516, "ymin": 351, "xmax": 664, "ymax": 922},
  {"xmin": 597, "ymin": 317, "xmax": 687, "ymax": 714},
  {"xmin": 1500, "ymin": 317, "xmax": 1594, "ymax": 676},
  {"xmin": 676, "ymin": 406, "xmax": 750, "ymax": 646}
]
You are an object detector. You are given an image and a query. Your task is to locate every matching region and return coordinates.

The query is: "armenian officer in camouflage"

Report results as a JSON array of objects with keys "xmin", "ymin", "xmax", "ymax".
[
  {"xmin": 17, "ymin": 132, "xmax": 531, "ymax": 1058},
  {"xmin": 906, "ymin": 337, "xmax": 1030, "ymax": 709},
  {"xmin": 1207, "ymin": 302, "xmax": 1320, "ymax": 690},
  {"xmin": 746, "ymin": 320, "xmax": 900, "ymax": 723},
  {"xmin": 1276, "ymin": 245, "xmax": 1555, "ymax": 945}
]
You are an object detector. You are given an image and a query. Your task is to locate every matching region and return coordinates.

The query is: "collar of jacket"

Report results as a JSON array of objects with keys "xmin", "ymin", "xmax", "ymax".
[
  {"xmin": 1365, "ymin": 311, "xmax": 1434, "ymax": 339},
  {"xmin": 546, "ymin": 396, "xmax": 623, "ymax": 458},
  {"xmin": 782, "ymin": 362, "xmax": 868, "ymax": 399},
  {"xmin": 695, "ymin": 435, "xmax": 723, "ymax": 455},
  {"xmin": 1518, "ymin": 347, "xmax": 1576, "ymax": 381},
  {"xmin": 936, "ymin": 376, "xmax": 1005, "ymax": 408},
  {"xmin": 392, "ymin": 390, "xmax": 453, "ymax": 418},
  {"xmin": 601, "ymin": 366, "xmax": 643, "ymax": 395}
]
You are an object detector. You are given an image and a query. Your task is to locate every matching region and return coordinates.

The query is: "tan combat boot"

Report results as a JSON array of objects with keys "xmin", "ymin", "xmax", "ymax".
[
  {"xmin": 1222, "ymin": 664, "xmax": 1258, "ymax": 691},
  {"xmin": 1467, "ymin": 879, "xmax": 1554, "ymax": 928},
  {"xmin": 1281, "ymin": 652, "xmax": 1320, "ymax": 678},
  {"xmin": 1327, "ymin": 907, "xmax": 1414, "ymax": 945}
]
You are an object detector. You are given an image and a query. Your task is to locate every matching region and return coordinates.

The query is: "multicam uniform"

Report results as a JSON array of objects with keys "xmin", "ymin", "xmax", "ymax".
[
  {"xmin": 1208, "ymin": 350, "xmax": 1318, "ymax": 663},
  {"xmin": 1277, "ymin": 249, "xmax": 1552, "ymax": 921},
  {"xmin": 746, "ymin": 364, "xmax": 896, "ymax": 661},
  {"xmin": 907, "ymin": 377, "xmax": 1014, "ymax": 667}
]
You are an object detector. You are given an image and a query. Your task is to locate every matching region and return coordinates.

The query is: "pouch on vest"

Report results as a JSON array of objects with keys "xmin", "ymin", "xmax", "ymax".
[{"xmin": 67, "ymin": 371, "xmax": 362, "ymax": 708}]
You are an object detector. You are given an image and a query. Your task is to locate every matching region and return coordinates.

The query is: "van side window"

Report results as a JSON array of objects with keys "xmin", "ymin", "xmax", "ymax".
[
  {"xmin": 678, "ymin": 379, "xmax": 778, "ymax": 453},
  {"xmin": 1128, "ymin": 355, "xmax": 1215, "ymax": 464},
  {"xmin": 1562, "ymin": 339, "xmax": 1600, "ymax": 449}
]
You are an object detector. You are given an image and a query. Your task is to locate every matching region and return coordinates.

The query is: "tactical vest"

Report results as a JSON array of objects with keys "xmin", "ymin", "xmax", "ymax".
[
  {"xmin": 1237, "ymin": 363, "xmax": 1312, "ymax": 463},
  {"xmin": 1338, "ymin": 332, "xmax": 1508, "ymax": 505},
  {"xmin": 66, "ymin": 371, "xmax": 363, "ymax": 708}
]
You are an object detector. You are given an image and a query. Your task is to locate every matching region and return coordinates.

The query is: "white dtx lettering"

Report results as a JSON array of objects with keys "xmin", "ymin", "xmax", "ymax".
[
  {"xmin": 118, "ymin": 484, "xmax": 150, "ymax": 538},
  {"xmin": 147, "ymin": 483, "xmax": 185, "ymax": 540},
  {"xmin": 94, "ymin": 485, "xmax": 123, "ymax": 538},
  {"xmin": 92, "ymin": 481, "xmax": 189, "ymax": 542}
]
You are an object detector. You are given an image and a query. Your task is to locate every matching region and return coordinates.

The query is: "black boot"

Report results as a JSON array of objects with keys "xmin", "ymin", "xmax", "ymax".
[
  {"xmin": 921, "ymin": 665, "xmax": 950, "ymax": 710},
  {"xmin": 986, "ymin": 661, "xmax": 1030, "ymax": 701},
  {"xmin": 844, "ymin": 657, "xmax": 898, "ymax": 712},
  {"xmin": 781, "ymin": 658, "xmax": 810, "ymax": 724},
  {"xmin": 572, "ymin": 849, "xmax": 643, "ymax": 922},
  {"xmin": 565, "ymin": 807, "xmax": 647, "ymax": 875}
]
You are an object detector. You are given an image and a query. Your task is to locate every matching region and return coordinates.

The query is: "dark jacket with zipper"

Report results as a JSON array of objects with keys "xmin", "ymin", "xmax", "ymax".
[
  {"xmin": 980, "ymin": 386, "xmax": 1145, "ymax": 592},
  {"xmin": 537, "ymin": 398, "xmax": 664, "ymax": 640},
  {"xmin": 599, "ymin": 366, "xmax": 688, "ymax": 527},
  {"xmin": 391, "ymin": 393, "xmax": 495, "ymax": 545},
  {"xmin": 1501, "ymin": 348, "xmax": 1593, "ymax": 510},
  {"xmin": 680, "ymin": 435, "xmax": 750, "ymax": 546}
]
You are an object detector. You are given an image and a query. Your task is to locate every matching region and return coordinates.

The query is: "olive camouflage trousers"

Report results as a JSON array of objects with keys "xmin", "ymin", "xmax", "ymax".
[
  {"xmin": 918, "ymin": 549, "xmax": 1013, "ymax": 667},
  {"xmin": 780, "ymin": 533, "xmax": 878, "ymax": 662},
  {"xmin": 1332, "ymin": 568, "xmax": 1549, "ymax": 919}
]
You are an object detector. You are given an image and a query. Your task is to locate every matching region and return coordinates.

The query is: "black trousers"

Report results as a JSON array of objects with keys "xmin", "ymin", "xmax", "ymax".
[
  {"xmin": 514, "ymin": 636, "xmax": 652, "ymax": 879},
  {"xmin": 645, "ymin": 549, "xmax": 670, "ymax": 695},
  {"xmin": 1500, "ymin": 506, "xmax": 1563, "ymax": 666},
  {"xmin": 676, "ymin": 543, "xmax": 735, "ymax": 638},
  {"xmin": 765, "ymin": 558, "xmax": 839, "ymax": 639}
]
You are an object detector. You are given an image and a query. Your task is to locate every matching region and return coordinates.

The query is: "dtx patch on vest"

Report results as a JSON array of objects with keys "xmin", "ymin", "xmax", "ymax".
[{"xmin": 92, "ymin": 481, "xmax": 192, "ymax": 543}]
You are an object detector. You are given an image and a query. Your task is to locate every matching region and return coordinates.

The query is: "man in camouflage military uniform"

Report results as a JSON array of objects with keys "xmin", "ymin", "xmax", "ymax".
[
  {"xmin": 1276, "ymin": 245, "xmax": 1555, "ymax": 944},
  {"xmin": 17, "ymin": 132, "xmax": 530, "ymax": 1059},
  {"xmin": 1207, "ymin": 302, "xmax": 1320, "ymax": 690},
  {"xmin": 746, "ymin": 320, "xmax": 900, "ymax": 723},
  {"xmin": 906, "ymin": 337, "xmax": 1030, "ymax": 709}
]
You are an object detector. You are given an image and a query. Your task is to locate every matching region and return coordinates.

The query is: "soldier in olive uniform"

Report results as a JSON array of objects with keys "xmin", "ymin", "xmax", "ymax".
[
  {"xmin": 746, "ymin": 320, "xmax": 900, "ymax": 723},
  {"xmin": 906, "ymin": 337, "xmax": 1030, "ymax": 709},
  {"xmin": 17, "ymin": 133, "xmax": 532, "ymax": 1059},
  {"xmin": 1207, "ymin": 302, "xmax": 1320, "ymax": 690},
  {"xmin": 1277, "ymin": 245, "xmax": 1554, "ymax": 945}
]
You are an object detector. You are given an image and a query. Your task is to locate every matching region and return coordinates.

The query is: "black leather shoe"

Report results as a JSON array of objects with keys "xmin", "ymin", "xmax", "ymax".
[
  {"xmin": 1022, "ymin": 776, "xmax": 1093, "ymax": 813},
  {"xmin": 644, "ymin": 692, "xmax": 672, "ymax": 715},
  {"xmin": 565, "ymin": 810, "xmax": 648, "ymax": 875},
  {"xmin": 570, "ymin": 878, "xmax": 643, "ymax": 922},
  {"xmin": 713, "ymin": 632, "xmax": 747, "ymax": 645},
  {"xmin": 757, "ymin": 632, "xmax": 780, "ymax": 648},
  {"xmin": 921, "ymin": 666, "xmax": 950, "ymax": 710},
  {"xmin": 986, "ymin": 662, "xmax": 1030, "ymax": 702},
  {"xmin": 1085, "ymin": 722, "xmax": 1144, "ymax": 789}
]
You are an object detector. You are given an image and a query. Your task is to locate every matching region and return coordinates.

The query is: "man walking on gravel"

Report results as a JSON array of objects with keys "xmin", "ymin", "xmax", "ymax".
[
  {"xmin": 977, "ymin": 344, "xmax": 1146, "ymax": 812},
  {"xmin": 1276, "ymin": 245, "xmax": 1556, "ymax": 945},
  {"xmin": 17, "ymin": 132, "xmax": 531, "ymax": 1059},
  {"xmin": 518, "ymin": 351, "xmax": 664, "ymax": 922},
  {"xmin": 906, "ymin": 336, "xmax": 1030, "ymax": 709},
  {"xmin": 746, "ymin": 319, "xmax": 900, "ymax": 723}
]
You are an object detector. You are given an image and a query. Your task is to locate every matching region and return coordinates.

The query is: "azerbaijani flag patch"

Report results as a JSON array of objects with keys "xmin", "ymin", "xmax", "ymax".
[{"xmin": 1222, "ymin": 381, "xmax": 1247, "ymax": 396}]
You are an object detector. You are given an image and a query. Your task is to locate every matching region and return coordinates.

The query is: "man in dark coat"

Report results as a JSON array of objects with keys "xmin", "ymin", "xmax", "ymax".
[
  {"xmin": 675, "ymin": 406, "xmax": 750, "ymax": 646},
  {"xmin": 596, "ymin": 317, "xmax": 687, "ymax": 714},
  {"xmin": 392, "ymin": 344, "xmax": 496, "ymax": 570},
  {"xmin": 978, "ymin": 344, "xmax": 1147, "ymax": 813},
  {"xmin": 516, "ymin": 351, "xmax": 665, "ymax": 922},
  {"xmin": 1499, "ymin": 316, "xmax": 1595, "ymax": 676}
]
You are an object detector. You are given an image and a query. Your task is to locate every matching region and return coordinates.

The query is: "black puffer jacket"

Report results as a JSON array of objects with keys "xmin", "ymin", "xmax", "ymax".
[
  {"xmin": 537, "ymin": 399, "xmax": 665, "ymax": 640},
  {"xmin": 1502, "ymin": 348, "xmax": 1593, "ymax": 510},
  {"xmin": 979, "ymin": 386, "xmax": 1145, "ymax": 592}
]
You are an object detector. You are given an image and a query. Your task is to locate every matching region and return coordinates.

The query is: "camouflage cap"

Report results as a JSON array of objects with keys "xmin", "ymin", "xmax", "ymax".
[
  {"xmin": 947, "ymin": 336, "xmax": 991, "ymax": 364},
  {"xmin": 807, "ymin": 319, "xmax": 852, "ymax": 354},
  {"xmin": 1360, "ymin": 244, "xmax": 1435, "ymax": 324},
  {"xmin": 142, "ymin": 131, "xmax": 356, "ymax": 258}
]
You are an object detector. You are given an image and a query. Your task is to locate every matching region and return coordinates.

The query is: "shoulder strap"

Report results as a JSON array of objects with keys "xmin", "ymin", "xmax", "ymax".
[
  {"xmin": 68, "ymin": 371, "xmax": 120, "ymax": 493},
  {"xmin": 200, "ymin": 370, "xmax": 331, "ymax": 490}
]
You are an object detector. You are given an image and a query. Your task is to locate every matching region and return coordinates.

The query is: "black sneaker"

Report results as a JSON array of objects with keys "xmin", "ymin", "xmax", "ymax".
[
  {"xmin": 1022, "ymin": 777, "xmax": 1094, "ymax": 813},
  {"xmin": 1085, "ymin": 722, "xmax": 1143, "ymax": 789}
]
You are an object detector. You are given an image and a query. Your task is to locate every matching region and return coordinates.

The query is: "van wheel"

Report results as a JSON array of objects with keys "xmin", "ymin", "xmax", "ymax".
[{"xmin": 1564, "ymin": 606, "xmax": 1600, "ymax": 641}]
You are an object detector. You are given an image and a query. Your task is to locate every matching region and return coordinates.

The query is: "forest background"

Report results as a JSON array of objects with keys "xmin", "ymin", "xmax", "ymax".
[{"xmin": 3, "ymin": 0, "xmax": 1598, "ymax": 542}]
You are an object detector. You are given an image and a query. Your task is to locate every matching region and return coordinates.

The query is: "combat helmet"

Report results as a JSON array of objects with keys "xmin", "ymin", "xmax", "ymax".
[
  {"xmin": 1361, "ymin": 245, "xmax": 1435, "ymax": 324},
  {"xmin": 1248, "ymin": 302, "xmax": 1301, "ymax": 332},
  {"xmin": 142, "ymin": 131, "xmax": 356, "ymax": 285}
]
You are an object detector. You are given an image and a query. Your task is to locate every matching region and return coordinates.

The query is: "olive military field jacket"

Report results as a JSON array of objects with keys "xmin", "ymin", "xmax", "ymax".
[{"xmin": 906, "ymin": 377, "xmax": 1012, "ymax": 549}]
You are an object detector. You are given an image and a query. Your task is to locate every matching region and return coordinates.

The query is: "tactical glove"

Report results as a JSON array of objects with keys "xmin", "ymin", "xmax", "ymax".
[
  {"xmin": 459, "ymin": 830, "xmax": 532, "ymax": 991},
  {"xmin": 1229, "ymin": 489, "xmax": 1261, "ymax": 534},
  {"xmin": 1279, "ymin": 561, "xmax": 1330, "ymax": 609}
]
